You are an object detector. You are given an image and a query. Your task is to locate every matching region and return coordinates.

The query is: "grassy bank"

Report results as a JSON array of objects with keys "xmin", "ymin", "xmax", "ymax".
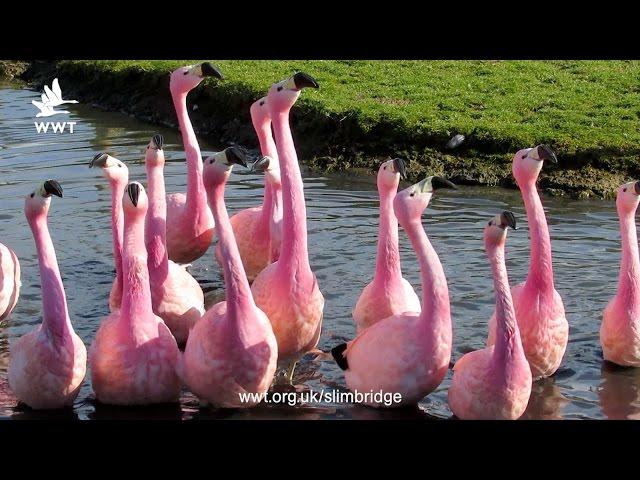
[{"xmin": 17, "ymin": 60, "xmax": 640, "ymax": 198}]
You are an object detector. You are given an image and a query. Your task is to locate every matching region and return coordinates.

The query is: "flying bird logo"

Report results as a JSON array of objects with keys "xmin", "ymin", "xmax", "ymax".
[{"xmin": 31, "ymin": 78, "xmax": 78, "ymax": 117}]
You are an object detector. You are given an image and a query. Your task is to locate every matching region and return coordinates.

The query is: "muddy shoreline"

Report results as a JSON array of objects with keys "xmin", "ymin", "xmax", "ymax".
[{"xmin": 3, "ymin": 60, "xmax": 636, "ymax": 199}]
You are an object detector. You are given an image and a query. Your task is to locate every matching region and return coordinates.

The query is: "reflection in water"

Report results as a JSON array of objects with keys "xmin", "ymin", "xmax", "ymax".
[
  {"xmin": 0, "ymin": 79, "xmax": 635, "ymax": 420},
  {"xmin": 599, "ymin": 362, "xmax": 640, "ymax": 420},
  {"xmin": 522, "ymin": 377, "xmax": 569, "ymax": 420}
]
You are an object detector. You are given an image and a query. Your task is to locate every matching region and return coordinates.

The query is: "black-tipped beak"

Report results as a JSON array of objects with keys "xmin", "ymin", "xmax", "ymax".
[
  {"xmin": 151, "ymin": 134, "xmax": 164, "ymax": 150},
  {"xmin": 501, "ymin": 210, "xmax": 517, "ymax": 230},
  {"xmin": 293, "ymin": 72, "xmax": 319, "ymax": 90},
  {"xmin": 634, "ymin": 182, "xmax": 640, "ymax": 195},
  {"xmin": 43, "ymin": 179, "xmax": 63, "ymax": 198},
  {"xmin": 431, "ymin": 176, "xmax": 458, "ymax": 191},
  {"xmin": 201, "ymin": 62, "xmax": 224, "ymax": 80},
  {"xmin": 536, "ymin": 144, "xmax": 558, "ymax": 163},
  {"xmin": 392, "ymin": 158, "xmax": 407, "ymax": 180},
  {"xmin": 251, "ymin": 156, "xmax": 270, "ymax": 173},
  {"xmin": 225, "ymin": 147, "xmax": 248, "ymax": 168},
  {"xmin": 90, "ymin": 153, "xmax": 108, "ymax": 168},
  {"xmin": 127, "ymin": 183, "xmax": 141, "ymax": 207}
]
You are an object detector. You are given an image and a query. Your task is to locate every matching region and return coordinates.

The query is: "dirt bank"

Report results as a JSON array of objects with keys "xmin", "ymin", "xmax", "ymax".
[{"xmin": 13, "ymin": 60, "xmax": 638, "ymax": 199}]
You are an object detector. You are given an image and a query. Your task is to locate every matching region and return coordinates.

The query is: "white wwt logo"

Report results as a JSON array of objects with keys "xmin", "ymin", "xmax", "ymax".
[{"xmin": 32, "ymin": 78, "xmax": 78, "ymax": 134}]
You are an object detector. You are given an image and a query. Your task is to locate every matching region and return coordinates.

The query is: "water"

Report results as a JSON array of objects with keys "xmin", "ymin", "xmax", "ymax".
[{"xmin": 1, "ymin": 79, "xmax": 639, "ymax": 420}]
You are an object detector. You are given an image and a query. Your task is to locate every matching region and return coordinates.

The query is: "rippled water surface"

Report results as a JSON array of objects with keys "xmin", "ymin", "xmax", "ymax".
[{"xmin": 1, "ymin": 79, "xmax": 639, "ymax": 420}]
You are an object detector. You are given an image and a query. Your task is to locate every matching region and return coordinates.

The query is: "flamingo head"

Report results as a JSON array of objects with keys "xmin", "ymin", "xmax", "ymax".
[
  {"xmin": 123, "ymin": 182, "xmax": 148, "ymax": 217},
  {"xmin": 616, "ymin": 181, "xmax": 640, "ymax": 214},
  {"xmin": 250, "ymin": 96, "xmax": 271, "ymax": 129},
  {"xmin": 267, "ymin": 72, "xmax": 319, "ymax": 114},
  {"xmin": 90, "ymin": 153, "xmax": 128, "ymax": 184},
  {"xmin": 512, "ymin": 144, "xmax": 557, "ymax": 186},
  {"xmin": 394, "ymin": 176, "xmax": 457, "ymax": 228},
  {"xmin": 378, "ymin": 158, "xmax": 407, "ymax": 192},
  {"xmin": 251, "ymin": 155, "xmax": 281, "ymax": 185},
  {"xmin": 170, "ymin": 62, "xmax": 224, "ymax": 94},
  {"xmin": 25, "ymin": 179, "xmax": 63, "ymax": 219},
  {"xmin": 203, "ymin": 147, "xmax": 248, "ymax": 186},
  {"xmin": 144, "ymin": 134, "xmax": 165, "ymax": 168},
  {"xmin": 484, "ymin": 210, "xmax": 517, "ymax": 249}
]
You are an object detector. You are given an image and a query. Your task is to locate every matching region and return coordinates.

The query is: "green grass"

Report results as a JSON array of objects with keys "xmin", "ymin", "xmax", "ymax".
[{"xmin": 62, "ymin": 60, "xmax": 640, "ymax": 156}]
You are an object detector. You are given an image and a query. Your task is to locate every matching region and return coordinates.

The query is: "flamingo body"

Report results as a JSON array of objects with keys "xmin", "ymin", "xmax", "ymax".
[
  {"xmin": 183, "ymin": 148, "xmax": 277, "ymax": 407},
  {"xmin": 601, "ymin": 181, "xmax": 640, "ymax": 367},
  {"xmin": 450, "ymin": 212, "xmax": 532, "ymax": 419},
  {"xmin": 8, "ymin": 180, "xmax": 87, "ymax": 409},
  {"xmin": 90, "ymin": 182, "xmax": 181, "ymax": 405}
]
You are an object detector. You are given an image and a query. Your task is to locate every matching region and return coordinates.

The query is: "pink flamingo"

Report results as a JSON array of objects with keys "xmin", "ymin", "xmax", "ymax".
[
  {"xmin": 331, "ymin": 176, "xmax": 455, "ymax": 407},
  {"xmin": 487, "ymin": 145, "xmax": 568, "ymax": 380},
  {"xmin": 89, "ymin": 152, "xmax": 128, "ymax": 311},
  {"xmin": 0, "ymin": 242, "xmax": 20, "ymax": 322},
  {"xmin": 218, "ymin": 97, "xmax": 283, "ymax": 281},
  {"xmin": 251, "ymin": 73, "xmax": 324, "ymax": 383},
  {"xmin": 90, "ymin": 182, "xmax": 181, "ymax": 405},
  {"xmin": 166, "ymin": 62, "xmax": 224, "ymax": 264},
  {"xmin": 144, "ymin": 134, "xmax": 205, "ymax": 345},
  {"xmin": 8, "ymin": 180, "xmax": 87, "ymax": 409},
  {"xmin": 352, "ymin": 158, "xmax": 420, "ymax": 332},
  {"xmin": 182, "ymin": 148, "xmax": 277, "ymax": 407},
  {"xmin": 601, "ymin": 181, "xmax": 640, "ymax": 367},
  {"xmin": 448, "ymin": 211, "xmax": 532, "ymax": 419}
]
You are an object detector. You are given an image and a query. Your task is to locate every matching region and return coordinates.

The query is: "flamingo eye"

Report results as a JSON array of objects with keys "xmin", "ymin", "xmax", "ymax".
[
  {"xmin": 30, "ymin": 193, "xmax": 34, "ymax": 198},
  {"xmin": 210, "ymin": 159, "xmax": 214, "ymax": 164},
  {"xmin": 183, "ymin": 71, "xmax": 189, "ymax": 75},
  {"xmin": 410, "ymin": 192, "xmax": 415, "ymax": 197},
  {"xmin": 383, "ymin": 166, "xmax": 387, "ymax": 170},
  {"xmin": 277, "ymin": 86, "xmax": 283, "ymax": 92},
  {"xmin": 623, "ymin": 188, "xmax": 628, "ymax": 192}
]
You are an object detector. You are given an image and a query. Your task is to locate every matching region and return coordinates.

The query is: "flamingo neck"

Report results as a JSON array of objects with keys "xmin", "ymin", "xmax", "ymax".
[
  {"xmin": 109, "ymin": 178, "xmax": 126, "ymax": 305},
  {"xmin": 271, "ymin": 109, "xmax": 311, "ymax": 279},
  {"xmin": 373, "ymin": 187, "xmax": 402, "ymax": 286},
  {"xmin": 145, "ymin": 164, "xmax": 169, "ymax": 282},
  {"xmin": 617, "ymin": 208, "xmax": 640, "ymax": 306},
  {"xmin": 172, "ymin": 90, "xmax": 206, "ymax": 212},
  {"xmin": 255, "ymin": 121, "xmax": 282, "ymax": 250},
  {"xmin": 28, "ymin": 213, "xmax": 73, "ymax": 341},
  {"xmin": 121, "ymin": 211, "xmax": 154, "ymax": 332},
  {"xmin": 208, "ymin": 181, "xmax": 255, "ymax": 320},
  {"xmin": 404, "ymin": 218, "xmax": 450, "ymax": 327},
  {"xmin": 487, "ymin": 241, "xmax": 523, "ymax": 371},
  {"xmin": 520, "ymin": 182, "xmax": 554, "ymax": 295},
  {"xmin": 268, "ymin": 180, "xmax": 283, "ymax": 261}
]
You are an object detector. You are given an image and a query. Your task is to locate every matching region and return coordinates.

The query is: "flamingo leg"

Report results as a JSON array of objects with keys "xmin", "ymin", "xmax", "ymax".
[{"xmin": 285, "ymin": 362, "xmax": 297, "ymax": 385}]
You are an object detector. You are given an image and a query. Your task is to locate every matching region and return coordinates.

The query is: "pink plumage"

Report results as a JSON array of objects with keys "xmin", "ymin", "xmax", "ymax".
[
  {"xmin": 8, "ymin": 180, "xmax": 86, "ymax": 409},
  {"xmin": 165, "ymin": 63, "xmax": 222, "ymax": 264},
  {"xmin": 333, "ymin": 176, "xmax": 454, "ymax": 407},
  {"xmin": 182, "ymin": 148, "xmax": 277, "ymax": 407},
  {"xmin": 90, "ymin": 182, "xmax": 181, "ymax": 405},
  {"xmin": 486, "ymin": 146, "xmax": 568, "ymax": 379},
  {"xmin": 352, "ymin": 158, "xmax": 420, "ymax": 332},
  {"xmin": 0, "ymin": 242, "xmax": 20, "ymax": 322},
  {"xmin": 449, "ymin": 211, "xmax": 532, "ymax": 419},
  {"xmin": 601, "ymin": 181, "xmax": 640, "ymax": 366}
]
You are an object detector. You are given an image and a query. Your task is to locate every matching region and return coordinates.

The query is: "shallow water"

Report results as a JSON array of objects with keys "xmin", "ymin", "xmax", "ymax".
[{"xmin": 1, "ymin": 79, "xmax": 639, "ymax": 420}]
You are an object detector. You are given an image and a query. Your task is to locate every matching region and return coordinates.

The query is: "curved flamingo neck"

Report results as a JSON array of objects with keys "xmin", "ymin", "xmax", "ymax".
[
  {"xmin": 171, "ymin": 90, "xmax": 207, "ymax": 212},
  {"xmin": 255, "ymin": 121, "xmax": 280, "ymax": 236},
  {"xmin": 404, "ymin": 218, "xmax": 450, "ymax": 326},
  {"xmin": 121, "ymin": 211, "xmax": 154, "ymax": 332},
  {"xmin": 520, "ymin": 182, "xmax": 554, "ymax": 295},
  {"xmin": 271, "ymin": 109, "xmax": 311, "ymax": 279},
  {"xmin": 487, "ymin": 241, "xmax": 523, "ymax": 370},
  {"xmin": 109, "ymin": 178, "xmax": 126, "ymax": 302},
  {"xmin": 373, "ymin": 187, "xmax": 402, "ymax": 286},
  {"xmin": 617, "ymin": 207, "xmax": 640, "ymax": 306},
  {"xmin": 208, "ymin": 181, "xmax": 255, "ymax": 319},
  {"xmin": 145, "ymin": 164, "xmax": 169, "ymax": 281},
  {"xmin": 28, "ymin": 212, "xmax": 73, "ymax": 341}
]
